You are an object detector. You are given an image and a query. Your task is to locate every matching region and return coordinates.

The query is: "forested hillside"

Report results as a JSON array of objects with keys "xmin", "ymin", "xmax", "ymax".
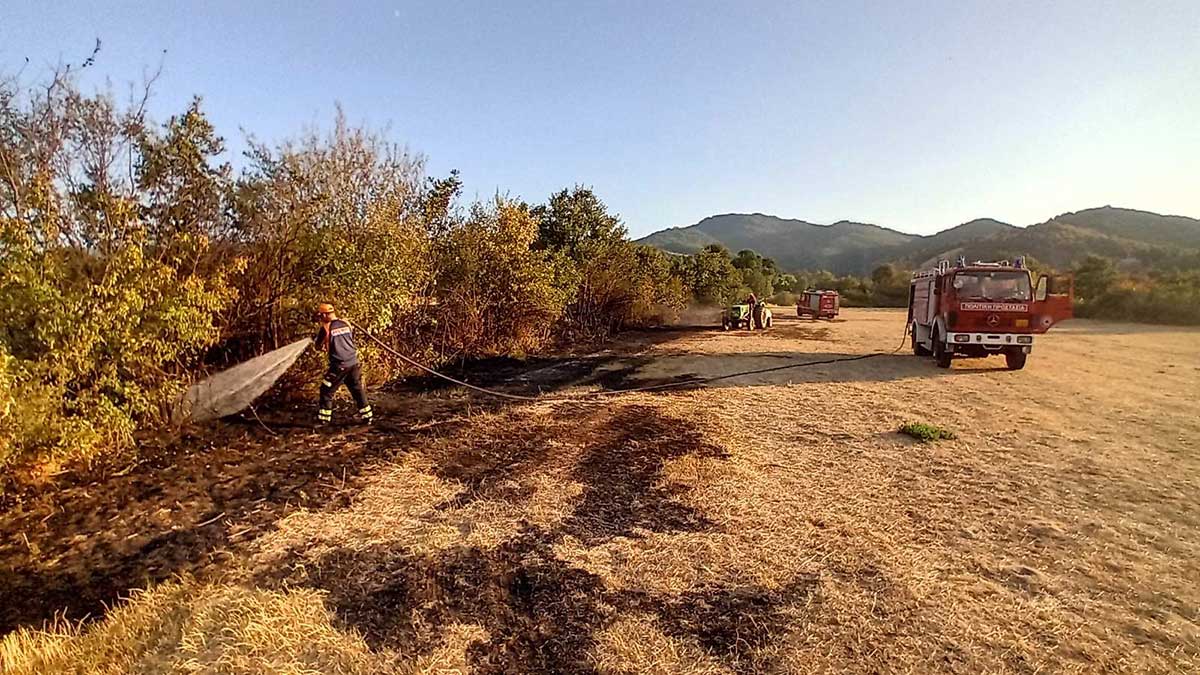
[
  {"xmin": 640, "ymin": 208, "xmax": 1200, "ymax": 275},
  {"xmin": 895, "ymin": 208, "xmax": 1200, "ymax": 271},
  {"xmin": 638, "ymin": 213, "xmax": 914, "ymax": 274}
]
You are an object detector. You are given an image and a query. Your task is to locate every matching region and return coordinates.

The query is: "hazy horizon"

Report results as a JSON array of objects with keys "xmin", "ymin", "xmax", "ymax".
[
  {"xmin": 4, "ymin": 1, "xmax": 1198, "ymax": 237},
  {"xmin": 641, "ymin": 204, "xmax": 1200, "ymax": 239}
]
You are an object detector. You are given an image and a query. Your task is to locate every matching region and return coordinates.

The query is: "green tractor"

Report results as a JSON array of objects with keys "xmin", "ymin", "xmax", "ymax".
[{"xmin": 721, "ymin": 301, "xmax": 772, "ymax": 331}]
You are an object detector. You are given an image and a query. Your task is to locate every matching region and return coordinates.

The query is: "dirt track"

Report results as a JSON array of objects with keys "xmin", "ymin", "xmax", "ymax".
[{"xmin": 3, "ymin": 308, "xmax": 1199, "ymax": 673}]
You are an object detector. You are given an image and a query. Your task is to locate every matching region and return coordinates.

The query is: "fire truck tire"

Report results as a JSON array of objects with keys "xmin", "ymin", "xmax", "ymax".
[
  {"xmin": 911, "ymin": 324, "xmax": 931, "ymax": 356},
  {"xmin": 1005, "ymin": 351, "xmax": 1027, "ymax": 370},
  {"xmin": 933, "ymin": 332, "xmax": 952, "ymax": 368}
]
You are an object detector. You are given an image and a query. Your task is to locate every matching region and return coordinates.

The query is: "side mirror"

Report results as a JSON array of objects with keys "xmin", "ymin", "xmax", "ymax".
[{"xmin": 1035, "ymin": 276, "xmax": 1048, "ymax": 301}]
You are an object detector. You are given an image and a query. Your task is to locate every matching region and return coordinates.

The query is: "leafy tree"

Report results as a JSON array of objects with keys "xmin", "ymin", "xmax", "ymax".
[
  {"xmin": 731, "ymin": 249, "xmax": 776, "ymax": 297},
  {"xmin": 420, "ymin": 170, "xmax": 463, "ymax": 241},
  {"xmin": 804, "ymin": 270, "xmax": 839, "ymax": 291},
  {"xmin": 682, "ymin": 244, "xmax": 743, "ymax": 305},
  {"xmin": 137, "ymin": 97, "xmax": 233, "ymax": 243},
  {"xmin": 533, "ymin": 186, "xmax": 626, "ymax": 262},
  {"xmin": 774, "ymin": 273, "xmax": 800, "ymax": 293},
  {"xmin": 626, "ymin": 245, "xmax": 688, "ymax": 325},
  {"xmin": 1073, "ymin": 255, "xmax": 1118, "ymax": 304},
  {"xmin": 869, "ymin": 264, "xmax": 910, "ymax": 306},
  {"xmin": 531, "ymin": 187, "xmax": 684, "ymax": 336}
]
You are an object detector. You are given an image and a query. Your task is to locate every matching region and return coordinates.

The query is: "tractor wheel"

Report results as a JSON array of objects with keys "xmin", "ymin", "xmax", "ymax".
[
  {"xmin": 1005, "ymin": 351, "xmax": 1027, "ymax": 370},
  {"xmin": 911, "ymin": 324, "xmax": 930, "ymax": 356},
  {"xmin": 933, "ymin": 331, "xmax": 952, "ymax": 369},
  {"xmin": 765, "ymin": 316, "xmax": 772, "ymax": 328}
]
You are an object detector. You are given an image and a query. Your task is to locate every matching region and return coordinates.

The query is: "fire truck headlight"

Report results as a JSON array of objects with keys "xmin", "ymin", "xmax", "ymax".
[
  {"xmin": 953, "ymin": 334, "xmax": 970, "ymax": 343},
  {"xmin": 1016, "ymin": 336, "xmax": 1033, "ymax": 344}
]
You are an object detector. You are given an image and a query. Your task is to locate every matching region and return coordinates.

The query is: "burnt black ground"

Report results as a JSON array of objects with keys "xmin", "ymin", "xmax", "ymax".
[
  {"xmin": 0, "ymin": 331, "xmax": 697, "ymax": 633},
  {"xmin": 0, "ymin": 325, "xmax": 817, "ymax": 673},
  {"xmin": 265, "ymin": 403, "xmax": 810, "ymax": 674}
]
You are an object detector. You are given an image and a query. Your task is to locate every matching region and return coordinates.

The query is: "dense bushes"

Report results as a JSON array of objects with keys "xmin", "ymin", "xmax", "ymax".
[
  {"xmin": 0, "ymin": 74, "xmax": 240, "ymax": 473},
  {"xmin": 433, "ymin": 197, "xmax": 572, "ymax": 357},
  {"xmin": 1072, "ymin": 256, "xmax": 1200, "ymax": 324},
  {"xmin": 0, "ymin": 72, "xmax": 687, "ymax": 477}
]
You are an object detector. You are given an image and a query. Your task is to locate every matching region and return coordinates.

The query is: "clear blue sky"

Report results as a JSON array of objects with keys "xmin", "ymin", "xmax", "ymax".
[{"xmin": 3, "ymin": 1, "xmax": 1198, "ymax": 236}]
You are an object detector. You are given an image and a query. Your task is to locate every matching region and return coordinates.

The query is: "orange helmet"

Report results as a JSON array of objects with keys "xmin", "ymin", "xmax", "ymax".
[{"xmin": 316, "ymin": 302, "xmax": 335, "ymax": 315}]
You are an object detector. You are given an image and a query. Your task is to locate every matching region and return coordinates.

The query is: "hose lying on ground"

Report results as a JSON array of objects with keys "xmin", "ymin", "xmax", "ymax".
[{"xmin": 354, "ymin": 320, "xmax": 913, "ymax": 402}]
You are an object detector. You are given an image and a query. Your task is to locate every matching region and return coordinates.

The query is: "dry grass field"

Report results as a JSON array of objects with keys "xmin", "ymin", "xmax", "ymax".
[{"xmin": 3, "ymin": 308, "xmax": 1198, "ymax": 673}]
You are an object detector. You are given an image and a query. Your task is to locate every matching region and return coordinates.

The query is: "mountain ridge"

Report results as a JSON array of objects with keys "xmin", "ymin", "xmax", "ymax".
[{"xmin": 636, "ymin": 206, "xmax": 1200, "ymax": 274}]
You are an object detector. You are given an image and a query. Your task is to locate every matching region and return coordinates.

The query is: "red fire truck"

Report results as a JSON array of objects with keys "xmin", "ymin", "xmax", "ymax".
[
  {"xmin": 796, "ymin": 289, "xmax": 840, "ymax": 320},
  {"xmin": 907, "ymin": 257, "xmax": 1073, "ymax": 370}
]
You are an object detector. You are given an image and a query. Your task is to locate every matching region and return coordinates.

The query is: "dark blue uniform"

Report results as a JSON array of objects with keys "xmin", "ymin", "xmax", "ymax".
[{"xmin": 315, "ymin": 319, "xmax": 372, "ymax": 423}]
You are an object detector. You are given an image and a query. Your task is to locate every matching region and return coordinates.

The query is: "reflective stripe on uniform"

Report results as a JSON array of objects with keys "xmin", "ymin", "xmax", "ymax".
[
  {"xmin": 359, "ymin": 405, "xmax": 373, "ymax": 418},
  {"xmin": 321, "ymin": 380, "xmax": 332, "ymax": 387},
  {"xmin": 317, "ymin": 408, "xmax": 332, "ymax": 421}
]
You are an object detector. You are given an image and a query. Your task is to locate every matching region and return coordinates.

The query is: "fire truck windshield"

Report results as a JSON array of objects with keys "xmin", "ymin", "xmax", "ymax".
[{"xmin": 952, "ymin": 271, "xmax": 1032, "ymax": 302}]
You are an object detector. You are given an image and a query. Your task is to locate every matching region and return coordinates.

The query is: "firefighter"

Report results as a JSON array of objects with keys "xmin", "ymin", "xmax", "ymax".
[
  {"xmin": 746, "ymin": 292, "xmax": 760, "ymax": 329},
  {"xmin": 313, "ymin": 302, "xmax": 373, "ymax": 426}
]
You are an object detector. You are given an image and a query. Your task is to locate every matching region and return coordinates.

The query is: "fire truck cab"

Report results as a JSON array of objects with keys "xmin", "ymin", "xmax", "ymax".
[{"xmin": 907, "ymin": 257, "xmax": 1073, "ymax": 370}]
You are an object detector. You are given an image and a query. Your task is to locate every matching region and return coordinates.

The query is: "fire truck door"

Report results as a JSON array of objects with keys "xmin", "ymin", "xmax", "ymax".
[{"xmin": 1033, "ymin": 274, "xmax": 1074, "ymax": 331}]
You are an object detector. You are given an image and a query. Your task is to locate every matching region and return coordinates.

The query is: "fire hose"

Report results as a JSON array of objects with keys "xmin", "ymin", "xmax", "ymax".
[{"xmin": 353, "ymin": 319, "xmax": 913, "ymax": 402}]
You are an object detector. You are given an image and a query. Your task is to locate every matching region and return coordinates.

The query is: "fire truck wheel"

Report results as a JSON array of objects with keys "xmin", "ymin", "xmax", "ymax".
[
  {"xmin": 911, "ymin": 324, "xmax": 931, "ymax": 356},
  {"xmin": 933, "ymin": 333, "xmax": 952, "ymax": 368},
  {"xmin": 1005, "ymin": 351, "xmax": 1027, "ymax": 370}
]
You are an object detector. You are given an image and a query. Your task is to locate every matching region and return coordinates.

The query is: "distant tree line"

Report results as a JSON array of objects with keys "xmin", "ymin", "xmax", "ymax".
[
  {"xmin": 691, "ymin": 244, "xmax": 1200, "ymax": 326},
  {"xmin": 671, "ymin": 244, "xmax": 911, "ymax": 308},
  {"xmin": 1071, "ymin": 255, "xmax": 1200, "ymax": 325}
]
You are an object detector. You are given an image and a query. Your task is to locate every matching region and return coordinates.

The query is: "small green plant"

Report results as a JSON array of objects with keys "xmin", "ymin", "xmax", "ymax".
[{"xmin": 899, "ymin": 422, "xmax": 957, "ymax": 443}]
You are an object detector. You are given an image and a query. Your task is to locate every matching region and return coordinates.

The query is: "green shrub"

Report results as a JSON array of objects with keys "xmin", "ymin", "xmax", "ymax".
[
  {"xmin": 0, "ymin": 234, "xmax": 238, "ymax": 472},
  {"xmin": 899, "ymin": 422, "xmax": 957, "ymax": 443},
  {"xmin": 1072, "ymin": 259, "xmax": 1200, "ymax": 325},
  {"xmin": 433, "ymin": 198, "xmax": 571, "ymax": 356},
  {"xmin": 674, "ymin": 244, "xmax": 743, "ymax": 306},
  {"xmin": 0, "ymin": 73, "xmax": 241, "ymax": 476}
]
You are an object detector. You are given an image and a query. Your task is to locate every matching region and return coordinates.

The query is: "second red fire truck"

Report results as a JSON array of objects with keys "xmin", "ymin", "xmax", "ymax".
[
  {"xmin": 908, "ymin": 257, "xmax": 1073, "ymax": 370},
  {"xmin": 796, "ymin": 289, "xmax": 840, "ymax": 320}
]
